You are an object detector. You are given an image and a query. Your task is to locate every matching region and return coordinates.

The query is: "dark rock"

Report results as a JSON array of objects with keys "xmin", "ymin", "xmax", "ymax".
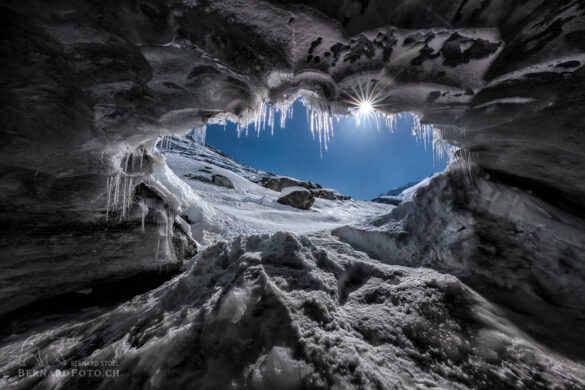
[
  {"xmin": 185, "ymin": 173, "xmax": 212, "ymax": 184},
  {"xmin": 212, "ymin": 174, "xmax": 234, "ymax": 189},
  {"xmin": 258, "ymin": 176, "xmax": 349, "ymax": 200},
  {"xmin": 441, "ymin": 32, "xmax": 500, "ymax": 67},
  {"xmin": 277, "ymin": 187, "xmax": 315, "ymax": 210},
  {"xmin": 556, "ymin": 60, "xmax": 581, "ymax": 69},
  {"xmin": 312, "ymin": 189, "xmax": 351, "ymax": 201},
  {"xmin": 371, "ymin": 196, "xmax": 401, "ymax": 205},
  {"xmin": 172, "ymin": 230, "xmax": 198, "ymax": 260},
  {"xmin": 261, "ymin": 177, "xmax": 301, "ymax": 191},
  {"xmin": 184, "ymin": 173, "xmax": 234, "ymax": 188}
]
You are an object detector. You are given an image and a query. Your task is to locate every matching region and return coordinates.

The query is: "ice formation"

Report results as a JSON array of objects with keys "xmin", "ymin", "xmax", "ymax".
[
  {"xmin": 158, "ymin": 96, "xmax": 451, "ymax": 163},
  {"xmin": 105, "ymin": 172, "xmax": 134, "ymax": 222}
]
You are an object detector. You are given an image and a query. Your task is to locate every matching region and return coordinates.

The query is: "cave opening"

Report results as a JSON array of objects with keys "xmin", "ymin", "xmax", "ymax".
[{"xmin": 170, "ymin": 98, "xmax": 450, "ymax": 201}]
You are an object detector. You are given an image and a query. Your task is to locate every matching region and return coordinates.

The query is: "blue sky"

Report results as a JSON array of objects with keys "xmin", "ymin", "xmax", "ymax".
[{"xmin": 206, "ymin": 100, "xmax": 446, "ymax": 200}]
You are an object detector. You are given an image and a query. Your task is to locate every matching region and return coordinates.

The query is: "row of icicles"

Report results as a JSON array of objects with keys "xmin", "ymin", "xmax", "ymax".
[
  {"xmin": 211, "ymin": 99, "xmax": 451, "ymax": 162},
  {"xmin": 104, "ymin": 143, "xmax": 177, "ymax": 263},
  {"xmin": 105, "ymin": 144, "xmax": 148, "ymax": 223}
]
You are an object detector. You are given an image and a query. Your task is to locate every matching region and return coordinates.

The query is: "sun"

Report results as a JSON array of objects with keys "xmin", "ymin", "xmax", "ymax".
[
  {"xmin": 342, "ymin": 79, "xmax": 393, "ymax": 126},
  {"xmin": 358, "ymin": 99, "xmax": 373, "ymax": 116}
]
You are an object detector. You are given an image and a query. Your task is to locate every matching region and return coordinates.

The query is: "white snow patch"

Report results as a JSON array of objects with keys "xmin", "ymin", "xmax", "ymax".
[{"xmin": 280, "ymin": 186, "xmax": 310, "ymax": 197}]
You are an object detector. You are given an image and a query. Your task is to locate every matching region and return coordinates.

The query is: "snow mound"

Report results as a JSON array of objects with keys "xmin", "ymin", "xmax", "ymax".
[
  {"xmin": 335, "ymin": 164, "xmax": 585, "ymax": 359},
  {"xmin": 2, "ymin": 232, "xmax": 583, "ymax": 389}
]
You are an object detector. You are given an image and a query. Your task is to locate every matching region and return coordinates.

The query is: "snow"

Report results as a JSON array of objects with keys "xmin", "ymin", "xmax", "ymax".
[
  {"xmin": 150, "ymin": 152, "xmax": 200, "ymax": 213},
  {"xmin": 279, "ymin": 186, "xmax": 309, "ymax": 197},
  {"xmin": 472, "ymin": 97, "xmax": 537, "ymax": 109},
  {"xmin": 162, "ymin": 139, "xmax": 391, "ymax": 245},
  {"xmin": 395, "ymin": 172, "xmax": 442, "ymax": 200},
  {"xmin": 3, "ymin": 229, "xmax": 583, "ymax": 389}
]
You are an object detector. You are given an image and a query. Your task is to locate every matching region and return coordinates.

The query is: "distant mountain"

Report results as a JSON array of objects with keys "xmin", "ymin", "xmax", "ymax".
[
  {"xmin": 371, "ymin": 174, "xmax": 439, "ymax": 205},
  {"xmin": 380, "ymin": 180, "xmax": 422, "ymax": 197}
]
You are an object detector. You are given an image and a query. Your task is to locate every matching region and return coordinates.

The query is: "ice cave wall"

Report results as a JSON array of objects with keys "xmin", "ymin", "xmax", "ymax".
[{"xmin": 1, "ymin": 0, "xmax": 584, "ymax": 318}]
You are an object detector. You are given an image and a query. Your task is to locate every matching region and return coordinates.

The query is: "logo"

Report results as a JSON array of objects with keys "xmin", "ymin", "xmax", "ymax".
[{"xmin": 14, "ymin": 333, "xmax": 120, "ymax": 379}]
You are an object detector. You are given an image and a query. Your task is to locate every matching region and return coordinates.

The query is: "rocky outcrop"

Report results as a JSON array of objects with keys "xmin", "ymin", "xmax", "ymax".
[
  {"xmin": 259, "ymin": 176, "xmax": 351, "ymax": 200},
  {"xmin": 185, "ymin": 172, "xmax": 234, "ymax": 189},
  {"xmin": 277, "ymin": 186, "xmax": 315, "ymax": 210},
  {"xmin": 260, "ymin": 177, "xmax": 308, "ymax": 192},
  {"xmin": 310, "ymin": 188, "xmax": 351, "ymax": 201}
]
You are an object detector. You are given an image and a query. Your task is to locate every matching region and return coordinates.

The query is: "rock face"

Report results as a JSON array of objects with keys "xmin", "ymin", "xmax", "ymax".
[
  {"xmin": 259, "ymin": 176, "xmax": 351, "ymax": 200},
  {"xmin": 277, "ymin": 186, "xmax": 315, "ymax": 210}
]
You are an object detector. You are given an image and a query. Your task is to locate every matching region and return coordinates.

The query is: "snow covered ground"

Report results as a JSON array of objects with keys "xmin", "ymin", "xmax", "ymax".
[{"xmin": 161, "ymin": 138, "xmax": 392, "ymax": 245}]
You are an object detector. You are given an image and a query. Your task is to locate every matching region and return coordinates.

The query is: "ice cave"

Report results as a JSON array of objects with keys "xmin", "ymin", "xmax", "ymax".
[{"xmin": 1, "ymin": 1, "xmax": 585, "ymax": 389}]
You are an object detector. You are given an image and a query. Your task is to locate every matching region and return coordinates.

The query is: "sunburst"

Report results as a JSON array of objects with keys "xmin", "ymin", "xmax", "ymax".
[
  {"xmin": 358, "ymin": 99, "xmax": 373, "ymax": 116},
  {"xmin": 341, "ymin": 78, "xmax": 393, "ymax": 127}
]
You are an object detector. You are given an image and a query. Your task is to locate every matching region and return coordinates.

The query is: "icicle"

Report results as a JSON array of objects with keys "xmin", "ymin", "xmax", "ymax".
[
  {"xmin": 119, "ymin": 176, "xmax": 127, "ymax": 223},
  {"xmin": 113, "ymin": 173, "xmax": 121, "ymax": 209},
  {"xmin": 106, "ymin": 176, "xmax": 112, "ymax": 221},
  {"xmin": 138, "ymin": 200, "xmax": 148, "ymax": 233},
  {"xmin": 188, "ymin": 97, "xmax": 449, "ymax": 163},
  {"xmin": 155, "ymin": 237, "xmax": 160, "ymax": 262},
  {"xmin": 139, "ymin": 145, "xmax": 144, "ymax": 169},
  {"xmin": 126, "ymin": 176, "xmax": 133, "ymax": 217}
]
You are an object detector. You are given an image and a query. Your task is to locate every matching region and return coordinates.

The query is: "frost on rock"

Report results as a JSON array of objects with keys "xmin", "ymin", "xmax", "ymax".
[
  {"xmin": 104, "ymin": 143, "xmax": 202, "ymax": 264},
  {"xmin": 1, "ymin": 232, "xmax": 583, "ymax": 390}
]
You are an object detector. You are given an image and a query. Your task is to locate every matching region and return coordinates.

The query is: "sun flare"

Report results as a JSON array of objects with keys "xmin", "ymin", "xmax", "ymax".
[{"xmin": 358, "ymin": 99, "xmax": 373, "ymax": 116}]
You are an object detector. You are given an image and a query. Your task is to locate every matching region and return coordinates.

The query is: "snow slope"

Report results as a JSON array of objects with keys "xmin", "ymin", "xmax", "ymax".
[{"xmin": 162, "ymin": 137, "xmax": 391, "ymax": 245}]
